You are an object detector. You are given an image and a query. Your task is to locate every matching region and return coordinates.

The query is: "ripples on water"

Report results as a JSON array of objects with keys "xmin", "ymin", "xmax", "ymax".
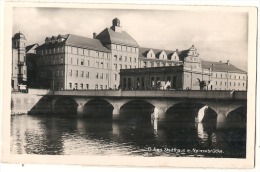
[{"xmin": 10, "ymin": 115, "xmax": 246, "ymax": 158}]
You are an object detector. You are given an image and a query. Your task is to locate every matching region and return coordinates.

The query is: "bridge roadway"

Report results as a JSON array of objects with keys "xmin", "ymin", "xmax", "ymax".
[{"xmin": 47, "ymin": 90, "xmax": 247, "ymax": 100}]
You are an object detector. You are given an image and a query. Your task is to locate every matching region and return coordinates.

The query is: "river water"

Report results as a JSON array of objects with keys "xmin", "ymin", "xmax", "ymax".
[{"xmin": 10, "ymin": 114, "xmax": 246, "ymax": 158}]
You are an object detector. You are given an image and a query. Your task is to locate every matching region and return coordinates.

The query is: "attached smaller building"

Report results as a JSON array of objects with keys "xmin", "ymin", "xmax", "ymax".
[
  {"xmin": 202, "ymin": 61, "xmax": 247, "ymax": 91},
  {"xmin": 120, "ymin": 65, "xmax": 211, "ymax": 90}
]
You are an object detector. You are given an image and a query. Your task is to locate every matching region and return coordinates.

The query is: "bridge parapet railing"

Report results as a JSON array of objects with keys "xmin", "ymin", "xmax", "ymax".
[{"xmin": 49, "ymin": 90, "xmax": 247, "ymax": 100}]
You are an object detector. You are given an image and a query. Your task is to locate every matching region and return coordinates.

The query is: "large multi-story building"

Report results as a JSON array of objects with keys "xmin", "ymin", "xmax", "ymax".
[{"xmin": 32, "ymin": 18, "xmax": 246, "ymax": 91}]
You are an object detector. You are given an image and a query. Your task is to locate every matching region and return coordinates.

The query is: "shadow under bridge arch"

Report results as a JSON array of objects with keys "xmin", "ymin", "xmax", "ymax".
[
  {"xmin": 119, "ymin": 99, "xmax": 155, "ymax": 123},
  {"xmin": 165, "ymin": 101, "xmax": 218, "ymax": 127},
  {"xmin": 54, "ymin": 97, "xmax": 78, "ymax": 116},
  {"xmin": 226, "ymin": 106, "xmax": 247, "ymax": 128},
  {"xmin": 83, "ymin": 99, "xmax": 114, "ymax": 120}
]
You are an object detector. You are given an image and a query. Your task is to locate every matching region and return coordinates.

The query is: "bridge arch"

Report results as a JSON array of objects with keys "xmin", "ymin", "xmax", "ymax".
[
  {"xmin": 119, "ymin": 99, "xmax": 155, "ymax": 122},
  {"xmin": 54, "ymin": 97, "xmax": 78, "ymax": 116},
  {"xmin": 165, "ymin": 101, "xmax": 218, "ymax": 124},
  {"xmin": 83, "ymin": 98, "xmax": 114, "ymax": 120},
  {"xmin": 226, "ymin": 105, "xmax": 247, "ymax": 127}
]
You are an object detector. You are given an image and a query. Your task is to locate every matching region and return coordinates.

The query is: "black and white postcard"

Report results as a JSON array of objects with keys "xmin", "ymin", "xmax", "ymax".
[{"xmin": 1, "ymin": 2, "xmax": 257, "ymax": 168}]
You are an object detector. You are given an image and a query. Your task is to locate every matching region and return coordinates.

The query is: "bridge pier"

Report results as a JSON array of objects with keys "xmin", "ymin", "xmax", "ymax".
[
  {"xmin": 152, "ymin": 106, "xmax": 167, "ymax": 122},
  {"xmin": 112, "ymin": 106, "xmax": 120, "ymax": 121},
  {"xmin": 74, "ymin": 98, "xmax": 89, "ymax": 117},
  {"xmin": 216, "ymin": 109, "xmax": 228, "ymax": 129}
]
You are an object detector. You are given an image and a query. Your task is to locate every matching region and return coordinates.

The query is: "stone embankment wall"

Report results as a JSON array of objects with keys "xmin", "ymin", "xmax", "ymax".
[{"xmin": 11, "ymin": 89, "xmax": 49, "ymax": 115}]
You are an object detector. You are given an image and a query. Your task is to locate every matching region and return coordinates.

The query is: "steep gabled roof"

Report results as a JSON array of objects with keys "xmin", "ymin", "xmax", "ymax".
[
  {"xmin": 36, "ymin": 34, "xmax": 110, "ymax": 53},
  {"xmin": 202, "ymin": 60, "xmax": 247, "ymax": 74},
  {"xmin": 26, "ymin": 44, "xmax": 39, "ymax": 53},
  {"xmin": 96, "ymin": 28, "xmax": 139, "ymax": 47},
  {"xmin": 65, "ymin": 34, "xmax": 110, "ymax": 53},
  {"xmin": 177, "ymin": 49, "xmax": 190, "ymax": 61}
]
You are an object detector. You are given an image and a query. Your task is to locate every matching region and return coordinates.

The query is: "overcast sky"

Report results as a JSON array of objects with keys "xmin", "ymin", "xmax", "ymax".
[{"xmin": 13, "ymin": 7, "xmax": 248, "ymax": 71}]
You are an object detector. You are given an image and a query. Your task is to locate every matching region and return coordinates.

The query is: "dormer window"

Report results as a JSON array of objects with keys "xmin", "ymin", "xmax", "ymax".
[{"xmin": 45, "ymin": 38, "xmax": 50, "ymax": 45}]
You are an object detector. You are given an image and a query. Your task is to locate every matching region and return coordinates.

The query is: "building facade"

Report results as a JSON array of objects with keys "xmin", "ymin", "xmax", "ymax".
[
  {"xmin": 32, "ymin": 18, "xmax": 246, "ymax": 91},
  {"xmin": 202, "ymin": 61, "xmax": 247, "ymax": 90},
  {"xmin": 26, "ymin": 43, "xmax": 39, "ymax": 88},
  {"xmin": 12, "ymin": 32, "xmax": 27, "ymax": 91},
  {"xmin": 120, "ymin": 65, "xmax": 211, "ymax": 90}
]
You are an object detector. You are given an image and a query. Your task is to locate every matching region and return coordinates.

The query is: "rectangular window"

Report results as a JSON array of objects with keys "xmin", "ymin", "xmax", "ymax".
[
  {"xmin": 106, "ymin": 74, "xmax": 108, "ymax": 80},
  {"xmin": 114, "ymin": 55, "xmax": 117, "ymax": 61},
  {"xmin": 80, "ymin": 83, "xmax": 83, "ymax": 89},
  {"xmin": 69, "ymin": 83, "xmax": 72, "ymax": 89},
  {"xmin": 87, "ymin": 60, "xmax": 90, "ymax": 66},
  {"xmin": 75, "ymin": 70, "xmax": 78, "ymax": 77},
  {"xmin": 101, "ymin": 62, "xmax": 104, "ymax": 68},
  {"xmin": 95, "ymin": 84, "xmax": 98, "ymax": 90},
  {"xmin": 115, "ymin": 74, "xmax": 117, "ymax": 81},
  {"xmin": 129, "ymin": 57, "xmax": 132, "ymax": 62},
  {"xmin": 81, "ymin": 71, "xmax": 84, "ymax": 77},
  {"xmin": 61, "ymin": 56, "xmax": 64, "ymax": 63},
  {"xmin": 215, "ymin": 81, "xmax": 217, "ymax": 85},
  {"xmin": 100, "ymin": 73, "xmax": 103, "ymax": 79},
  {"xmin": 86, "ymin": 72, "xmax": 89, "ymax": 78},
  {"xmin": 81, "ymin": 59, "xmax": 84, "ymax": 65},
  {"xmin": 119, "ymin": 56, "xmax": 122, "ymax": 61},
  {"xmin": 125, "ymin": 56, "xmax": 127, "ymax": 61},
  {"xmin": 74, "ymin": 83, "xmax": 78, "ymax": 89},
  {"xmin": 69, "ymin": 70, "xmax": 72, "ymax": 76},
  {"xmin": 100, "ymin": 85, "xmax": 103, "ymax": 90},
  {"xmin": 143, "ymin": 62, "xmax": 147, "ymax": 68},
  {"xmin": 86, "ymin": 84, "xmax": 89, "ymax": 89},
  {"xmin": 96, "ymin": 73, "xmax": 99, "ymax": 79},
  {"xmin": 114, "ymin": 64, "xmax": 117, "ymax": 70}
]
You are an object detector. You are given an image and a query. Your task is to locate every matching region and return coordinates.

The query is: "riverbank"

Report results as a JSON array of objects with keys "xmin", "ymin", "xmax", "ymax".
[{"xmin": 11, "ymin": 89, "xmax": 49, "ymax": 115}]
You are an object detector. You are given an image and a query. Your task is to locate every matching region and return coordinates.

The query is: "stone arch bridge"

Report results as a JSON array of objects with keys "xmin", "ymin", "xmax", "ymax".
[{"xmin": 41, "ymin": 90, "xmax": 246, "ymax": 126}]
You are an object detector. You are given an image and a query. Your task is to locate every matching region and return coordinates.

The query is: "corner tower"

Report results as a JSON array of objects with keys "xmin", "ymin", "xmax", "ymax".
[{"xmin": 12, "ymin": 32, "xmax": 27, "ymax": 90}]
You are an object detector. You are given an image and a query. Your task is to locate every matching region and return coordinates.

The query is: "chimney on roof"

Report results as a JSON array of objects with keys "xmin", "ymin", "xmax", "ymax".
[
  {"xmin": 227, "ymin": 60, "xmax": 230, "ymax": 65},
  {"xmin": 93, "ymin": 32, "xmax": 97, "ymax": 39}
]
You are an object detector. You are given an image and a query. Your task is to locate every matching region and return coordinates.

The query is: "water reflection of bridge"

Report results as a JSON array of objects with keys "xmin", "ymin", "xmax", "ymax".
[{"xmin": 32, "ymin": 90, "xmax": 247, "ymax": 129}]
